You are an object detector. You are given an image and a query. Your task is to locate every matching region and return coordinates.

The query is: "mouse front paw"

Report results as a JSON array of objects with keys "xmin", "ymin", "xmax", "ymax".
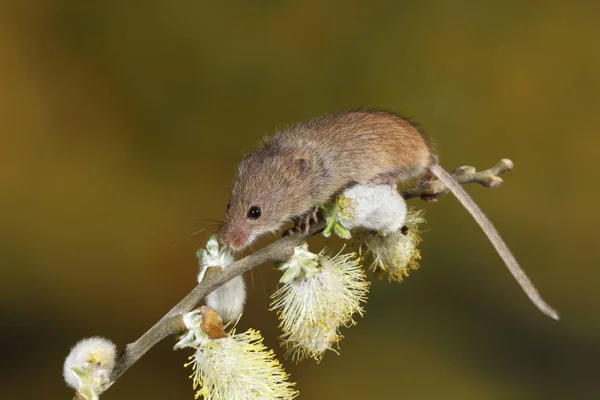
[{"xmin": 286, "ymin": 208, "xmax": 319, "ymax": 236}]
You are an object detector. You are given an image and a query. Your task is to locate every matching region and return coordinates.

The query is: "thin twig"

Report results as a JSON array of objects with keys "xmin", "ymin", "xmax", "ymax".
[
  {"xmin": 109, "ymin": 230, "xmax": 315, "ymax": 387},
  {"xmin": 72, "ymin": 159, "xmax": 512, "ymax": 399},
  {"xmin": 401, "ymin": 158, "xmax": 513, "ymax": 199}
]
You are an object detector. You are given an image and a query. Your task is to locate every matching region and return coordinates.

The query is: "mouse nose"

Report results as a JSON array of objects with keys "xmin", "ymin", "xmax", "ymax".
[{"xmin": 220, "ymin": 226, "xmax": 249, "ymax": 251}]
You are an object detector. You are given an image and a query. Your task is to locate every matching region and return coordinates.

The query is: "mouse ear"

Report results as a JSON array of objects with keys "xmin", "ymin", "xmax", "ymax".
[
  {"xmin": 282, "ymin": 157, "xmax": 309, "ymax": 182},
  {"xmin": 294, "ymin": 158, "xmax": 309, "ymax": 175}
]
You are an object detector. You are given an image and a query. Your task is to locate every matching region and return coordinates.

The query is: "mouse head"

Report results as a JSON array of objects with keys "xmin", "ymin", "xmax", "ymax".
[{"xmin": 220, "ymin": 148, "xmax": 314, "ymax": 251}]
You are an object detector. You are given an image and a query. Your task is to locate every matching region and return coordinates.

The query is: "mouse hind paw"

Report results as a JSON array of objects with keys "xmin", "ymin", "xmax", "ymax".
[
  {"xmin": 369, "ymin": 172, "xmax": 400, "ymax": 194},
  {"xmin": 417, "ymin": 170, "xmax": 439, "ymax": 202}
]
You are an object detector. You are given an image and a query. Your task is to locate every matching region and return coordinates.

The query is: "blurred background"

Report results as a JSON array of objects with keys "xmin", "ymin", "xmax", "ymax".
[{"xmin": 1, "ymin": 1, "xmax": 599, "ymax": 399}]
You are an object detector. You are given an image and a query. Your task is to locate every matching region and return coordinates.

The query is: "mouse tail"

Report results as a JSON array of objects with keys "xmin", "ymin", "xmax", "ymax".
[{"xmin": 430, "ymin": 163, "xmax": 559, "ymax": 320}]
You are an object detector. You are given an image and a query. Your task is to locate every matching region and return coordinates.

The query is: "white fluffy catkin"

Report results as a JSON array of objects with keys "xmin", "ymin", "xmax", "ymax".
[
  {"xmin": 338, "ymin": 184, "xmax": 407, "ymax": 234},
  {"xmin": 206, "ymin": 275, "xmax": 246, "ymax": 323},
  {"xmin": 197, "ymin": 235, "xmax": 247, "ymax": 323},
  {"xmin": 63, "ymin": 337, "xmax": 116, "ymax": 397}
]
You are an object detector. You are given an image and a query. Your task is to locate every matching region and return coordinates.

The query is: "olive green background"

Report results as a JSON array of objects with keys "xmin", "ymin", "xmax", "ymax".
[{"xmin": 1, "ymin": 1, "xmax": 598, "ymax": 399}]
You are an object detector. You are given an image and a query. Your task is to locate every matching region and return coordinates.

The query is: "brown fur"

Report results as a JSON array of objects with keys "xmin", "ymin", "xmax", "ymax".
[{"xmin": 221, "ymin": 110, "xmax": 434, "ymax": 250}]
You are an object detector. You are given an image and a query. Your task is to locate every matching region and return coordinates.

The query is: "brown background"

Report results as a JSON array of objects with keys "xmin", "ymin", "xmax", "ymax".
[{"xmin": 1, "ymin": 1, "xmax": 598, "ymax": 399}]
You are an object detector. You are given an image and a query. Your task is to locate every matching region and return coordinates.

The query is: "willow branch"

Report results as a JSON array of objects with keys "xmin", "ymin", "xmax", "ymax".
[
  {"xmin": 401, "ymin": 158, "xmax": 514, "ymax": 199},
  {"xmin": 76, "ymin": 158, "xmax": 512, "ymax": 399}
]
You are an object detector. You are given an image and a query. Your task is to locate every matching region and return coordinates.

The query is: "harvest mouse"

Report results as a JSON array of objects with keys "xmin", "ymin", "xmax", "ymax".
[{"xmin": 219, "ymin": 109, "xmax": 558, "ymax": 320}]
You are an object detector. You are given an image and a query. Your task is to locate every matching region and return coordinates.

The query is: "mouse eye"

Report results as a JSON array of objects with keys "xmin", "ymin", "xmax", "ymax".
[
  {"xmin": 247, "ymin": 206, "xmax": 261, "ymax": 220},
  {"xmin": 226, "ymin": 202, "xmax": 231, "ymax": 211}
]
